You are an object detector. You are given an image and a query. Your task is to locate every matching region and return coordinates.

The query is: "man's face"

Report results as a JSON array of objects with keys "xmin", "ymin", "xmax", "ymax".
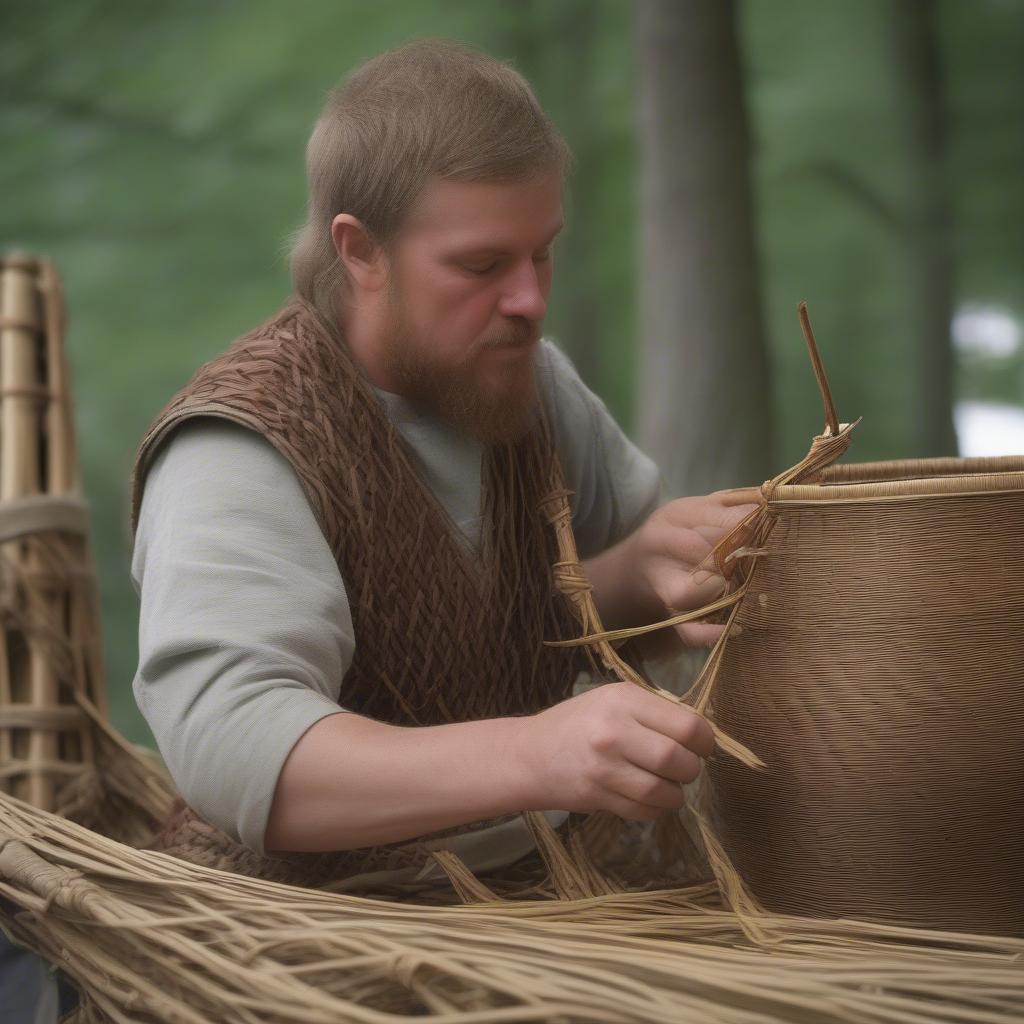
[{"xmin": 377, "ymin": 170, "xmax": 564, "ymax": 444}]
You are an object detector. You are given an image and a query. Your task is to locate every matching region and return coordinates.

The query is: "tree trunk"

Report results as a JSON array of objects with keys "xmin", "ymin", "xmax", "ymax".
[
  {"xmin": 634, "ymin": 0, "xmax": 773, "ymax": 497},
  {"xmin": 493, "ymin": 0, "xmax": 605, "ymax": 390},
  {"xmin": 891, "ymin": 0, "xmax": 958, "ymax": 457}
]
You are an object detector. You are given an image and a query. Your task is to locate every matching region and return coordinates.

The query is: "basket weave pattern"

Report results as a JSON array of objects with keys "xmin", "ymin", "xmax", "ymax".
[{"xmin": 710, "ymin": 458, "xmax": 1024, "ymax": 934}]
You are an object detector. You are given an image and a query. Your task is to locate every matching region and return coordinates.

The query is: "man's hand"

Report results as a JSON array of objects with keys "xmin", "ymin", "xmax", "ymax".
[
  {"xmin": 265, "ymin": 682, "xmax": 716, "ymax": 854},
  {"xmin": 583, "ymin": 487, "xmax": 760, "ymax": 649},
  {"xmin": 515, "ymin": 681, "xmax": 716, "ymax": 821}
]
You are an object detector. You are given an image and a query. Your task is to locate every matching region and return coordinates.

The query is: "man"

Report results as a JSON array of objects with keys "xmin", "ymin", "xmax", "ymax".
[{"xmin": 130, "ymin": 39, "xmax": 757, "ymax": 890}]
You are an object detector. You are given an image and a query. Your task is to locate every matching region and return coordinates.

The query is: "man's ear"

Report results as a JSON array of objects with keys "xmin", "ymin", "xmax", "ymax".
[{"xmin": 330, "ymin": 214, "xmax": 388, "ymax": 291}]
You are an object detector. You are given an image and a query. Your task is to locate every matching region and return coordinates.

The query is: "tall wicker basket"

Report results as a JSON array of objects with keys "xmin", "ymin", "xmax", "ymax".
[{"xmin": 706, "ymin": 451, "xmax": 1024, "ymax": 936}]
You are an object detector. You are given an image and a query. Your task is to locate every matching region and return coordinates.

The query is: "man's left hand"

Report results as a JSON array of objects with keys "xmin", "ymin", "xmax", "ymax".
[{"xmin": 583, "ymin": 487, "xmax": 761, "ymax": 649}]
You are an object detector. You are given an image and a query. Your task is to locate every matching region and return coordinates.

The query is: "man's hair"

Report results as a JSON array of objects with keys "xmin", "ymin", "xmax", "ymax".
[{"xmin": 288, "ymin": 38, "xmax": 571, "ymax": 329}]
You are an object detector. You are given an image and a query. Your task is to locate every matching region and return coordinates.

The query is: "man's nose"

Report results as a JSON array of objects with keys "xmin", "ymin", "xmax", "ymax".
[{"xmin": 497, "ymin": 260, "xmax": 547, "ymax": 322}]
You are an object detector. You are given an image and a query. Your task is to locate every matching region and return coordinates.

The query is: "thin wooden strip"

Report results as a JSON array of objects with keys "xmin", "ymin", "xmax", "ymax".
[
  {"xmin": 0, "ymin": 761, "xmax": 86, "ymax": 780},
  {"xmin": 773, "ymin": 472, "xmax": 1024, "ymax": 501},
  {"xmin": 0, "ymin": 317, "xmax": 42, "ymax": 332},
  {"xmin": 543, "ymin": 589, "xmax": 745, "ymax": 648},
  {"xmin": 0, "ymin": 253, "xmax": 39, "ymax": 272},
  {"xmin": 40, "ymin": 258, "xmax": 78, "ymax": 494},
  {"xmin": 797, "ymin": 302, "xmax": 839, "ymax": 437},
  {"xmin": 0, "ymin": 705, "xmax": 86, "ymax": 729},
  {"xmin": 818, "ymin": 454, "xmax": 1024, "ymax": 483},
  {"xmin": 0, "ymin": 494, "xmax": 90, "ymax": 541}
]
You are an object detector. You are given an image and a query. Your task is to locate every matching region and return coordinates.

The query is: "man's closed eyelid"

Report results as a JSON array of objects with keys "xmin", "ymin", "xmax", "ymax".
[{"xmin": 462, "ymin": 254, "xmax": 549, "ymax": 275}]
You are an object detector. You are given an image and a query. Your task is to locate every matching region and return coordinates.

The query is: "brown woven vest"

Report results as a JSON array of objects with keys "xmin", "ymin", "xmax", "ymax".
[{"xmin": 129, "ymin": 300, "xmax": 585, "ymax": 887}]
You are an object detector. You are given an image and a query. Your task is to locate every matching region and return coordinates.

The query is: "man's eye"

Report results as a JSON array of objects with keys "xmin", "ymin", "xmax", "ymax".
[
  {"xmin": 462, "ymin": 261, "xmax": 498, "ymax": 275},
  {"xmin": 534, "ymin": 249, "xmax": 552, "ymax": 264}
]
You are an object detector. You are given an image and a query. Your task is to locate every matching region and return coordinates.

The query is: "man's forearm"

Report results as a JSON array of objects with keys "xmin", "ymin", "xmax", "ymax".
[{"xmin": 264, "ymin": 711, "xmax": 538, "ymax": 853}]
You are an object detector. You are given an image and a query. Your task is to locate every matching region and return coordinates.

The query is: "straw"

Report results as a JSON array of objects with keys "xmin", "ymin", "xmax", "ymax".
[{"xmin": 3, "ymin": 793, "xmax": 1024, "ymax": 1024}]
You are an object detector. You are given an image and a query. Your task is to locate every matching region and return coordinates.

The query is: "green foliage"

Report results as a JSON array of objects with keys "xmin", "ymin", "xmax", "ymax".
[
  {"xmin": 0, "ymin": 0, "xmax": 1020, "ymax": 745},
  {"xmin": 743, "ymin": 0, "xmax": 1024, "ymax": 462}
]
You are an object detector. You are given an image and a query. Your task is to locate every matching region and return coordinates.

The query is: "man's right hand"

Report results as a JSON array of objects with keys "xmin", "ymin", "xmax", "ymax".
[
  {"xmin": 264, "ymin": 680, "xmax": 714, "ymax": 854},
  {"xmin": 515, "ymin": 681, "xmax": 715, "ymax": 821}
]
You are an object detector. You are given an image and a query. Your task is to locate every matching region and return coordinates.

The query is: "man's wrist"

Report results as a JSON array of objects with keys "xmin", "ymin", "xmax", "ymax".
[{"xmin": 490, "ymin": 713, "xmax": 548, "ymax": 813}]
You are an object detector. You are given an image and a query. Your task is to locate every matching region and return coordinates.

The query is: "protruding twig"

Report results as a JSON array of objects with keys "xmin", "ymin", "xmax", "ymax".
[{"xmin": 797, "ymin": 301, "xmax": 840, "ymax": 436}]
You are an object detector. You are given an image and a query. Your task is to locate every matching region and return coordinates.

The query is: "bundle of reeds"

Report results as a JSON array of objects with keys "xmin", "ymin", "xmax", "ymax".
[{"xmin": 3, "ymin": 791, "xmax": 1024, "ymax": 1024}]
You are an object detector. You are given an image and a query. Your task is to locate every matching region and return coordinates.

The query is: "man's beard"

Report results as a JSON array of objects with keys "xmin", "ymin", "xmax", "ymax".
[{"xmin": 380, "ymin": 304, "xmax": 542, "ymax": 446}]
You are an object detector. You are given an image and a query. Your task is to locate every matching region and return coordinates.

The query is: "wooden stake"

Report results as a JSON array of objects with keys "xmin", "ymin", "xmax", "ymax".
[{"xmin": 797, "ymin": 301, "xmax": 840, "ymax": 437}]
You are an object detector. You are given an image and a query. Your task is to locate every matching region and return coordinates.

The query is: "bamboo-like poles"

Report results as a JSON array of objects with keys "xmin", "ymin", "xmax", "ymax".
[
  {"xmin": 0, "ymin": 254, "xmax": 107, "ymax": 814},
  {"xmin": 1, "ymin": 254, "xmax": 58, "ymax": 809}
]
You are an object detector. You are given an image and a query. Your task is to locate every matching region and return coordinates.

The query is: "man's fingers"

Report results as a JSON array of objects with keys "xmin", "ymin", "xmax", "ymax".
[
  {"xmin": 603, "ymin": 793, "xmax": 670, "ymax": 822},
  {"xmin": 713, "ymin": 500, "xmax": 761, "ymax": 531},
  {"xmin": 675, "ymin": 620, "xmax": 725, "ymax": 649},
  {"xmin": 662, "ymin": 494, "xmax": 760, "ymax": 535},
  {"xmin": 663, "ymin": 528, "xmax": 715, "ymax": 567},
  {"xmin": 657, "ymin": 573, "xmax": 725, "ymax": 612},
  {"xmin": 713, "ymin": 486, "xmax": 762, "ymax": 507},
  {"xmin": 632, "ymin": 696, "xmax": 717, "ymax": 760},
  {"xmin": 617, "ymin": 720, "xmax": 704, "ymax": 785},
  {"xmin": 682, "ymin": 571, "xmax": 728, "ymax": 605},
  {"xmin": 603, "ymin": 766, "xmax": 689, "ymax": 813}
]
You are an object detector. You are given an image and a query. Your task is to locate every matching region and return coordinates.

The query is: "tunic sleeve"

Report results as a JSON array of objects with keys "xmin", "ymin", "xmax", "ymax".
[
  {"xmin": 537, "ymin": 340, "xmax": 663, "ymax": 558},
  {"xmin": 131, "ymin": 417, "xmax": 354, "ymax": 855}
]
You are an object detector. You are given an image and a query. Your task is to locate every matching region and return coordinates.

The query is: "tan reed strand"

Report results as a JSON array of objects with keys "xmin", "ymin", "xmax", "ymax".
[
  {"xmin": 538, "ymin": 473, "xmax": 770, "ymax": 927},
  {"xmin": 817, "ymin": 454, "xmax": 1022, "ymax": 485}
]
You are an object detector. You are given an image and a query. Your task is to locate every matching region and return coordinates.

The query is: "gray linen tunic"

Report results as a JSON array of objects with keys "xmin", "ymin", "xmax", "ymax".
[{"xmin": 131, "ymin": 340, "xmax": 661, "ymax": 864}]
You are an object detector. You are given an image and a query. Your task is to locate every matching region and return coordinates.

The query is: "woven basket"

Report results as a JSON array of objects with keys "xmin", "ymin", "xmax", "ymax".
[{"xmin": 705, "ymin": 451, "xmax": 1024, "ymax": 935}]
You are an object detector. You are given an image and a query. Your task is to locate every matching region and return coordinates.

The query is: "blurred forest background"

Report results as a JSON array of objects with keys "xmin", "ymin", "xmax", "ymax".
[{"xmin": 2, "ymin": 0, "xmax": 1022, "ymax": 747}]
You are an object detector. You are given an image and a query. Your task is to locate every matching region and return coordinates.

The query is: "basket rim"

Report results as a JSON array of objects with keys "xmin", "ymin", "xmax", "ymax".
[
  {"xmin": 820, "ymin": 453, "xmax": 1023, "ymax": 481},
  {"xmin": 770, "ymin": 460, "xmax": 1019, "ymax": 499}
]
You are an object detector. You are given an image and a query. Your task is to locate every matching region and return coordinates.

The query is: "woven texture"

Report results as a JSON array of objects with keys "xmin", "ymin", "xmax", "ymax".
[
  {"xmin": 131, "ymin": 300, "xmax": 584, "ymax": 727},
  {"xmin": 705, "ymin": 455, "xmax": 1024, "ymax": 935}
]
